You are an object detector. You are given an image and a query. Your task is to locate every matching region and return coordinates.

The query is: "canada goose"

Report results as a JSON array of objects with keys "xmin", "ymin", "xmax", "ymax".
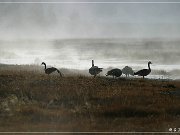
[
  {"xmin": 89, "ymin": 60, "xmax": 103, "ymax": 77},
  {"xmin": 122, "ymin": 66, "xmax": 134, "ymax": 77},
  {"xmin": 134, "ymin": 61, "xmax": 152, "ymax": 79},
  {"xmin": 41, "ymin": 62, "xmax": 62, "ymax": 77},
  {"xmin": 106, "ymin": 68, "xmax": 122, "ymax": 78}
]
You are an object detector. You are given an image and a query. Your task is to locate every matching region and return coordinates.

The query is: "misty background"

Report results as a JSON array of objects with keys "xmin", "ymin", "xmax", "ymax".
[{"xmin": 0, "ymin": 1, "xmax": 180, "ymax": 79}]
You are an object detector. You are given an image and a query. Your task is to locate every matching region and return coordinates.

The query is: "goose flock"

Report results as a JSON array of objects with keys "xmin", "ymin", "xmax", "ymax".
[
  {"xmin": 88, "ymin": 60, "xmax": 152, "ymax": 79},
  {"xmin": 41, "ymin": 60, "xmax": 152, "ymax": 79}
]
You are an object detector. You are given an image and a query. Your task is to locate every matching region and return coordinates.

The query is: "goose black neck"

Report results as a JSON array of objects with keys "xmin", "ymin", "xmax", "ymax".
[
  {"xmin": 43, "ymin": 63, "xmax": 46, "ymax": 70},
  {"xmin": 92, "ymin": 60, "xmax": 94, "ymax": 67},
  {"xmin": 148, "ymin": 63, "xmax": 151, "ymax": 71}
]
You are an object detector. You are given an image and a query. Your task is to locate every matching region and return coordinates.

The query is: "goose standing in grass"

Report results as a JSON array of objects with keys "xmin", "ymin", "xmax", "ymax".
[
  {"xmin": 89, "ymin": 60, "xmax": 103, "ymax": 77},
  {"xmin": 134, "ymin": 61, "xmax": 152, "ymax": 79},
  {"xmin": 122, "ymin": 66, "xmax": 134, "ymax": 77},
  {"xmin": 41, "ymin": 62, "xmax": 62, "ymax": 77},
  {"xmin": 106, "ymin": 68, "xmax": 122, "ymax": 79}
]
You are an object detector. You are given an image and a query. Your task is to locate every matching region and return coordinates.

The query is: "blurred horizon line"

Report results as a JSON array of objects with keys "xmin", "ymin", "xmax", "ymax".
[{"xmin": 0, "ymin": 37, "xmax": 180, "ymax": 42}]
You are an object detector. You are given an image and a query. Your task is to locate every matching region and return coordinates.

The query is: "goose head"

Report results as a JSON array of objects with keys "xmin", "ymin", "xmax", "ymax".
[{"xmin": 148, "ymin": 61, "xmax": 152, "ymax": 65}]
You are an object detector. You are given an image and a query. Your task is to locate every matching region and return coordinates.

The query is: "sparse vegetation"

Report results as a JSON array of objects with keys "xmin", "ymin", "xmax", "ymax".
[{"xmin": 0, "ymin": 65, "xmax": 180, "ymax": 132}]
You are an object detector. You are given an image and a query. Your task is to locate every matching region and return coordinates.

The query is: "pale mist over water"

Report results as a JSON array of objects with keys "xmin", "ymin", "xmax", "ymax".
[{"xmin": 0, "ymin": 38, "xmax": 180, "ymax": 79}]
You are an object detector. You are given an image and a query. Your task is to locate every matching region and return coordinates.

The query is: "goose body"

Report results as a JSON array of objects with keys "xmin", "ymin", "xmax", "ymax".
[
  {"xmin": 41, "ymin": 62, "xmax": 62, "ymax": 77},
  {"xmin": 89, "ymin": 60, "xmax": 103, "ymax": 77},
  {"xmin": 134, "ymin": 61, "xmax": 152, "ymax": 78},
  {"xmin": 122, "ymin": 66, "xmax": 134, "ymax": 77},
  {"xmin": 106, "ymin": 68, "xmax": 122, "ymax": 78}
]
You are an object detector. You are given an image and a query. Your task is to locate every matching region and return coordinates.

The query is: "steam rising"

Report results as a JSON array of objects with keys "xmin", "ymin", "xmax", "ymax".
[
  {"xmin": 0, "ymin": 39, "xmax": 180, "ymax": 69},
  {"xmin": 0, "ymin": 2, "xmax": 180, "ymax": 79}
]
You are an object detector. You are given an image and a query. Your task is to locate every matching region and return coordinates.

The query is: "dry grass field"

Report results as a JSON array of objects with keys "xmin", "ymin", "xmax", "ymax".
[{"xmin": 0, "ymin": 65, "xmax": 180, "ymax": 133}]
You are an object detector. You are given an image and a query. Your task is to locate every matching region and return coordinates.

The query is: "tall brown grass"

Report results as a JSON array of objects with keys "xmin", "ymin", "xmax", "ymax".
[{"xmin": 0, "ymin": 67, "xmax": 180, "ymax": 132}]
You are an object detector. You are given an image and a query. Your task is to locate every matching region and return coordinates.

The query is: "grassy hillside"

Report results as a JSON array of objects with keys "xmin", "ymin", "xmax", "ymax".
[{"xmin": 0, "ymin": 67, "xmax": 180, "ymax": 132}]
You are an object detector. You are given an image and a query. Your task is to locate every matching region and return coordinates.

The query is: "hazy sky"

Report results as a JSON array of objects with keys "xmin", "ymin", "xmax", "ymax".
[{"xmin": 0, "ymin": 0, "xmax": 180, "ymax": 39}]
